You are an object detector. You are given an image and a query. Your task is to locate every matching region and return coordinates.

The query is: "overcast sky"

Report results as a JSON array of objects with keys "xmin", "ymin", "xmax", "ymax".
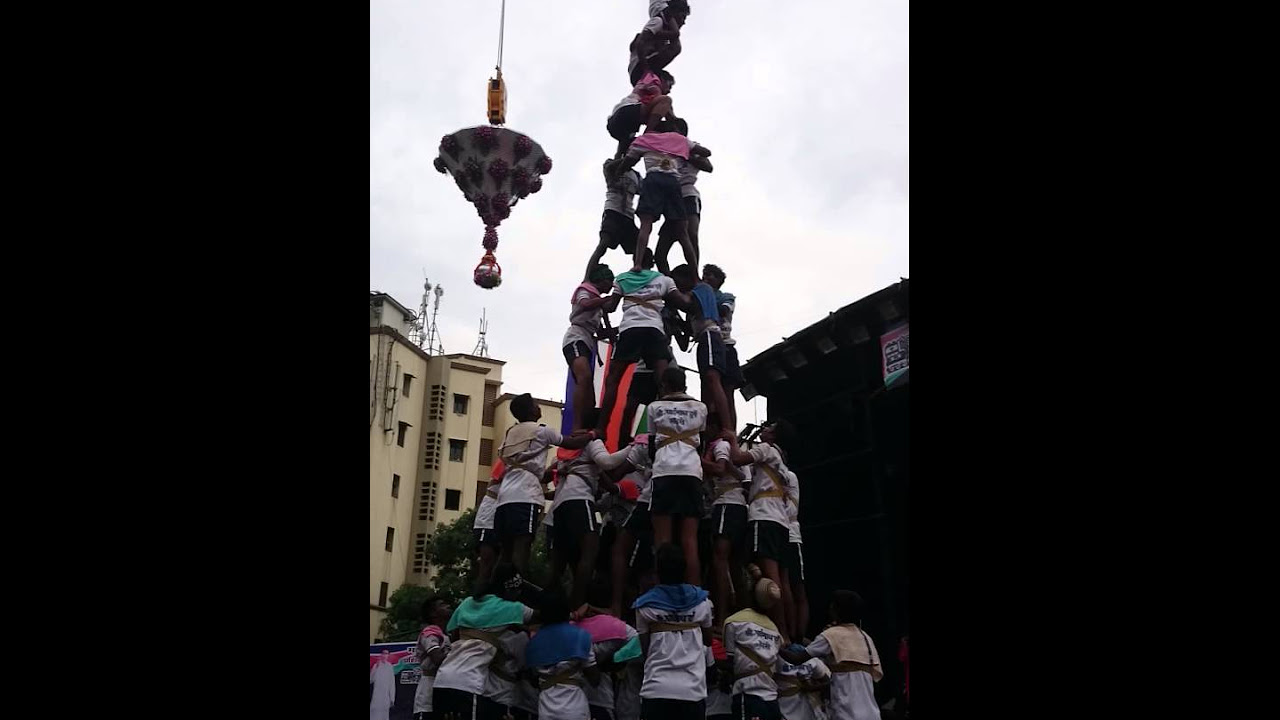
[{"xmin": 371, "ymin": 0, "xmax": 908, "ymax": 424}]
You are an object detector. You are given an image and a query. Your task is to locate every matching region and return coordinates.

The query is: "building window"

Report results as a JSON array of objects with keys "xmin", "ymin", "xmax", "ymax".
[
  {"xmin": 385, "ymin": 527, "xmax": 395, "ymax": 552},
  {"xmin": 397, "ymin": 422, "xmax": 410, "ymax": 447},
  {"xmin": 479, "ymin": 438, "xmax": 494, "ymax": 466},
  {"xmin": 445, "ymin": 489, "xmax": 462, "ymax": 510},
  {"xmin": 391, "ymin": 474, "xmax": 400, "ymax": 498},
  {"xmin": 402, "ymin": 373, "xmax": 414, "ymax": 397},
  {"xmin": 482, "ymin": 384, "xmax": 498, "ymax": 426},
  {"xmin": 449, "ymin": 439, "xmax": 466, "ymax": 462},
  {"xmin": 453, "ymin": 394, "xmax": 470, "ymax": 415},
  {"xmin": 378, "ymin": 582, "xmax": 389, "ymax": 607}
]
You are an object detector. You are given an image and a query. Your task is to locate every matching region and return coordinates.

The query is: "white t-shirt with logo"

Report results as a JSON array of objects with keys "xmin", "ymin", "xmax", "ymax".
[
  {"xmin": 724, "ymin": 616, "xmax": 783, "ymax": 700},
  {"xmin": 551, "ymin": 439, "xmax": 631, "ymax": 514},
  {"xmin": 433, "ymin": 605, "xmax": 537, "ymax": 695},
  {"xmin": 636, "ymin": 597, "xmax": 714, "ymax": 700},
  {"xmin": 615, "ymin": 274, "xmax": 677, "ymax": 333},
  {"xmin": 497, "ymin": 423, "xmax": 563, "ymax": 507},
  {"xmin": 709, "ymin": 439, "xmax": 746, "ymax": 506},
  {"xmin": 534, "ymin": 649, "xmax": 596, "ymax": 720},
  {"xmin": 746, "ymin": 443, "xmax": 796, "ymax": 528},
  {"xmin": 413, "ymin": 631, "xmax": 452, "ymax": 713},
  {"xmin": 647, "ymin": 396, "xmax": 708, "ymax": 479}
]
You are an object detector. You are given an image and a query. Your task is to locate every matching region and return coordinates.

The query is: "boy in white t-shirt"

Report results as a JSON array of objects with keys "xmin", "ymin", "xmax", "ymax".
[
  {"xmin": 527, "ymin": 592, "xmax": 598, "ymax": 720},
  {"xmin": 646, "ymin": 365, "xmax": 708, "ymax": 586},
  {"xmin": 634, "ymin": 543, "xmax": 714, "ymax": 720},
  {"xmin": 588, "ymin": 160, "xmax": 643, "ymax": 275},
  {"xmin": 473, "ymin": 460, "xmax": 506, "ymax": 591},
  {"xmin": 783, "ymin": 475, "xmax": 810, "ymax": 642},
  {"xmin": 547, "ymin": 407, "xmax": 632, "ymax": 608},
  {"xmin": 594, "ymin": 253, "xmax": 693, "ymax": 446},
  {"xmin": 724, "ymin": 566, "xmax": 785, "ymax": 720},
  {"xmin": 701, "ymin": 413, "xmax": 747, "ymax": 628},
  {"xmin": 627, "ymin": 1, "xmax": 689, "ymax": 84},
  {"xmin": 413, "ymin": 596, "xmax": 455, "ymax": 720},
  {"xmin": 774, "ymin": 657, "xmax": 832, "ymax": 720},
  {"xmin": 609, "ymin": 436, "xmax": 656, "ymax": 618},
  {"xmin": 723, "ymin": 420, "xmax": 799, "ymax": 642},
  {"xmin": 655, "ymin": 119, "xmax": 711, "ymax": 273},
  {"xmin": 497, "ymin": 394, "xmax": 593, "ymax": 577},
  {"xmin": 434, "ymin": 565, "xmax": 539, "ymax": 720},
  {"xmin": 781, "ymin": 591, "xmax": 882, "ymax": 720},
  {"xmin": 564, "ymin": 266, "xmax": 621, "ymax": 433}
]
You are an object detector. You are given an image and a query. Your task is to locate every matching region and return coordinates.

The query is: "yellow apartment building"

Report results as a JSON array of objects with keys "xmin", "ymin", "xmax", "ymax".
[{"xmin": 369, "ymin": 292, "xmax": 562, "ymax": 641}]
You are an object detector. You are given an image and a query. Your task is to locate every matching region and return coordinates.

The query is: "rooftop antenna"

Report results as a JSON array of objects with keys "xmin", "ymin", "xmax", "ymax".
[
  {"xmin": 408, "ymin": 275, "xmax": 430, "ymax": 349},
  {"xmin": 425, "ymin": 282, "xmax": 445, "ymax": 355},
  {"xmin": 472, "ymin": 308, "xmax": 490, "ymax": 357}
]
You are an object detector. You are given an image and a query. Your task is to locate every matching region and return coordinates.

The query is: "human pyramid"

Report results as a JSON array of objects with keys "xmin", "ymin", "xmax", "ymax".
[{"xmin": 415, "ymin": 5, "xmax": 885, "ymax": 720}]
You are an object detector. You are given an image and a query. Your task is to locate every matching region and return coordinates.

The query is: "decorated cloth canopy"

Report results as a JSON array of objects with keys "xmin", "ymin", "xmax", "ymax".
[{"xmin": 435, "ymin": 126, "xmax": 552, "ymax": 288}]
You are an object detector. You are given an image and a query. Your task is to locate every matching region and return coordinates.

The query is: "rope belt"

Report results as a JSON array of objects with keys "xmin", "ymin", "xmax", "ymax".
[
  {"xmin": 647, "ymin": 621, "xmax": 700, "ymax": 633},
  {"xmin": 459, "ymin": 628, "xmax": 518, "ymax": 682},
  {"xmin": 538, "ymin": 668, "xmax": 584, "ymax": 690},
  {"xmin": 624, "ymin": 295, "xmax": 660, "ymax": 311},
  {"xmin": 654, "ymin": 426, "xmax": 699, "ymax": 450},
  {"xmin": 750, "ymin": 465, "xmax": 792, "ymax": 504},
  {"xmin": 831, "ymin": 660, "xmax": 880, "ymax": 674}
]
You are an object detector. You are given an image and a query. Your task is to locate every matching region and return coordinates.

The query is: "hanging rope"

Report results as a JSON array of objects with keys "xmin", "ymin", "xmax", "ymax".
[{"xmin": 495, "ymin": 0, "xmax": 506, "ymax": 71}]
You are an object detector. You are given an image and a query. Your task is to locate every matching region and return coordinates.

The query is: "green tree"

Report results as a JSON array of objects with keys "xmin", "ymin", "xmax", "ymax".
[{"xmin": 379, "ymin": 583, "xmax": 436, "ymax": 642}]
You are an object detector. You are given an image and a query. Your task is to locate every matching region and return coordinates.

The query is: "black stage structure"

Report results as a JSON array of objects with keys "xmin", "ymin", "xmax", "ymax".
[{"xmin": 740, "ymin": 278, "xmax": 909, "ymax": 704}]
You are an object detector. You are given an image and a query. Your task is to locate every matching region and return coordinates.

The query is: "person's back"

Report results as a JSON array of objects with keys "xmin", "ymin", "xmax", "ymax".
[
  {"xmin": 527, "ymin": 593, "xmax": 596, "ymax": 720},
  {"xmin": 634, "ymin": 544, "xmax": 714, "ymax": 720},
  {"xmin": 783, "ymin": 591, "xmax": 882, "ymax": 720}
]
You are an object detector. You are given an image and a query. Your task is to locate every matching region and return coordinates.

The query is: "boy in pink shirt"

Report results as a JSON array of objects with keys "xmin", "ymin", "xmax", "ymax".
[{"xmin": 608, "ymin": 122, "xmax": 712, "ymax": 273}]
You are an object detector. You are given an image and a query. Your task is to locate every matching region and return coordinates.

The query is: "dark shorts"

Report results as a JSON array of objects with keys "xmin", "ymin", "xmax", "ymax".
[
  {"xmin": 623, "ymin": 501, "xmax": 654, "ymax": 569},
  {"xmin": 433, "ymin": 688, "xmax": 507, "ymax": 720},
  {"xmin": 711, "ymin": 504, "xmax": 748, "ymax": 547},
  {"xmin": 614, "ymin": 327, "xmax": 669, "ymax": 368},
  {"xmin": 784, "ymin": 541, "xmax": 806, "ymax": 583},
  {"xmin": 607, "ymin": 102, "xmax": 647, "ymax": 142},
  {"xmin": 722, "ymin": 344, "xmax": 743, "ymax": 390},
  {"xmin": 659, "ymin": 197, "xmax": 701, "ymax": 239},
  {"xmin": 601, "ymin": 209, "xmax": 640, "ymax": 254},
  {"xmin": 563, "ymin": 339, "xmax": 594, "ymax": 366},
  {"xmin": 642, "ymin": 698, "xmax": 706, "ymax": 720},
  {"xmin": 696, "ymin": 328, "xmax": 729, "ymax": 377},
  {"xmin": 473, "ymin": 527, "xmax": 500, "ymax": 549},
  {"xmin": 628, "ymin": 369, "xmax": 657, "ymax": 405},
  {"xmin": 495, "ymin": 502, "xmax": 543, "ymax": 541},
  {"xmin": 636, "ymin": 172, "xmax": 687, "ymax": 222},
  {"xmin": 651, "ymin": 475, "xmax": 704, "ymax": 517},
  {"xmin": 550, "ymin": 498, "xmax": 599, "ymax": 555},
  {"xmin": 731, "ymin": 694, "xmax": 782, "ymax": 720},
  {"xmin": 750, "ymin": 520, "xmax": 791, "ymax": 562},
  {"xmin": 590, "ymin": 705, "xmax": 614, "ymax": 720}
]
